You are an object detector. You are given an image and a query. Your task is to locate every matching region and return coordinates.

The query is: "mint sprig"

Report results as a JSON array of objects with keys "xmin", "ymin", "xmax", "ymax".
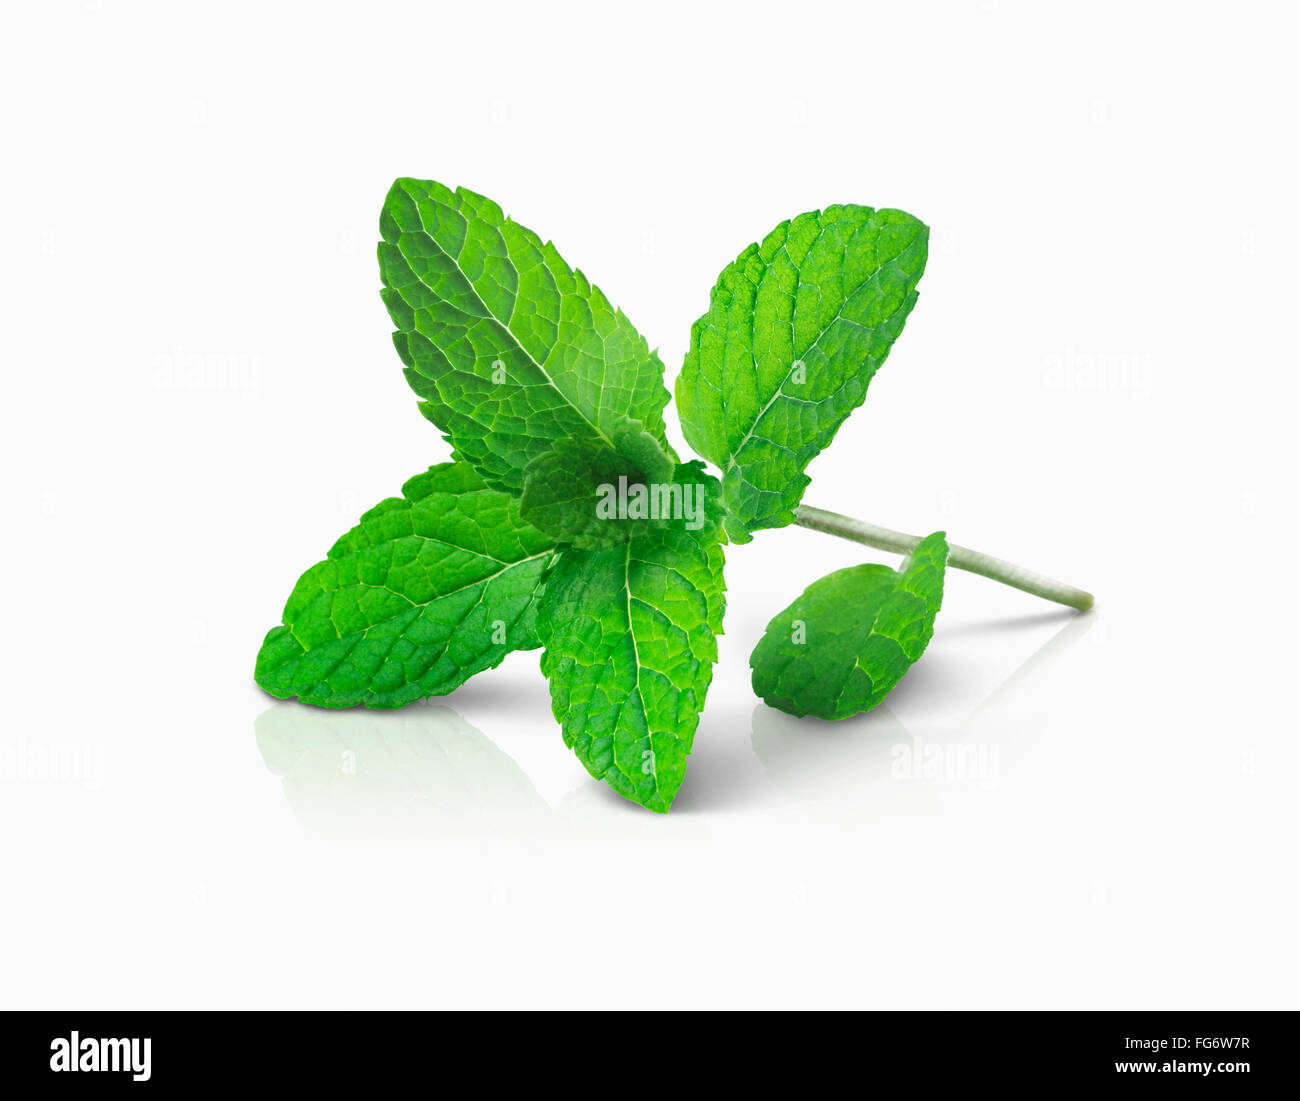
[{"xmin": 254, "ymin": 179, "xmax": 1094, "ymax": 813}]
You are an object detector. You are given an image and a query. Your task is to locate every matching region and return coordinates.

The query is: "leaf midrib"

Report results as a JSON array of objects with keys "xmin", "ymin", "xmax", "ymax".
[
  {"xmin": 404, "ymin": 190, "xmax": 616, "ymax": 454},
  {"xmin": 286, "ymin": 549, "xmax": 552, "ymax": 659},
  {"xmin": 620, "ymin": 539, "xmax": 662, "ymax": 806},
  {"xmin": 720, "ymin": 223, "xmax": 914, "ymax": 477}
]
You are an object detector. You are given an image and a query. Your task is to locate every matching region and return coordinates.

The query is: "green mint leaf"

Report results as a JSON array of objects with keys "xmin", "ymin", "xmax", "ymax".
[
  {"xmin": 675, "ymin": 205, "xmax": 928, "ymax": 541},
  {"xmin": 255, "ymin": 462, "xmax": 555, "ymax": 708},
  {"xmin": 379, "ymin": 178, "xmax": 675, "ymax": 493},
  {"xmin": 750, "ymin": 531, "xmax": 948, "ymax": 720},
  {"xmin": 538, "ymin": 527, "xmax": 727, "ymax": 812}
]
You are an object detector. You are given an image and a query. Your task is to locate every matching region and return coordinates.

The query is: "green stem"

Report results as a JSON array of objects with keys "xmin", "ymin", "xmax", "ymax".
[{"xmin": 794, "ymin": 505, "xmax": 1094, "ymax": 612}]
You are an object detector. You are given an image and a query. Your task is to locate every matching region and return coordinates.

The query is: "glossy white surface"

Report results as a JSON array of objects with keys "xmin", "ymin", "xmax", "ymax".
[{"xmin": 3, "ymin": 0, "xmax": 1296, "ymax": 1008}]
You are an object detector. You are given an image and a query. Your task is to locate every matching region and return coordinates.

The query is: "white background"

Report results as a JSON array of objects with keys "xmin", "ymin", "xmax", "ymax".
[{"xmin": 3, "ymin": 1, "xmax": 1297, "ymax": 1009}]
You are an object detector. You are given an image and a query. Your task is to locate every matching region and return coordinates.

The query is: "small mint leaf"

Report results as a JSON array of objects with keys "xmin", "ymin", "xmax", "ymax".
[{"xmin": 750, "ymin": 531, "xmax": 948, "ymax": 720}]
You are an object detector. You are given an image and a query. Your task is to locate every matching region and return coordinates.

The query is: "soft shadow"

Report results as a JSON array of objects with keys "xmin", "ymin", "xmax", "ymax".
[
  {"xmin": 881, "ymin": 651, "xmax": 981, "ymax": 712},
  {"xmin": 967, "ymin": 611, "xmax": 1096, "ymax": 722},
  {"xmin": 938, "ymin": 608, "xmax": 1080, "ymax": 639},
  {"xmin": 552, "ymin": 779, "xmax": 712, "ymax": 844},
  {"xmin": 416, "ymin": 672, "xmax": 551, "ymax": 723},
  {"xmin": 750, "ymin": 703, "xmax": 942, "ymax": 823}
]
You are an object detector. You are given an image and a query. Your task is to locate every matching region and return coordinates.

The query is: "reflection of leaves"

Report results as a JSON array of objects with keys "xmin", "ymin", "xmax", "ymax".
[{"xmin": 255, "ymin": 703, "xmax": 548, "ymax": 841}]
